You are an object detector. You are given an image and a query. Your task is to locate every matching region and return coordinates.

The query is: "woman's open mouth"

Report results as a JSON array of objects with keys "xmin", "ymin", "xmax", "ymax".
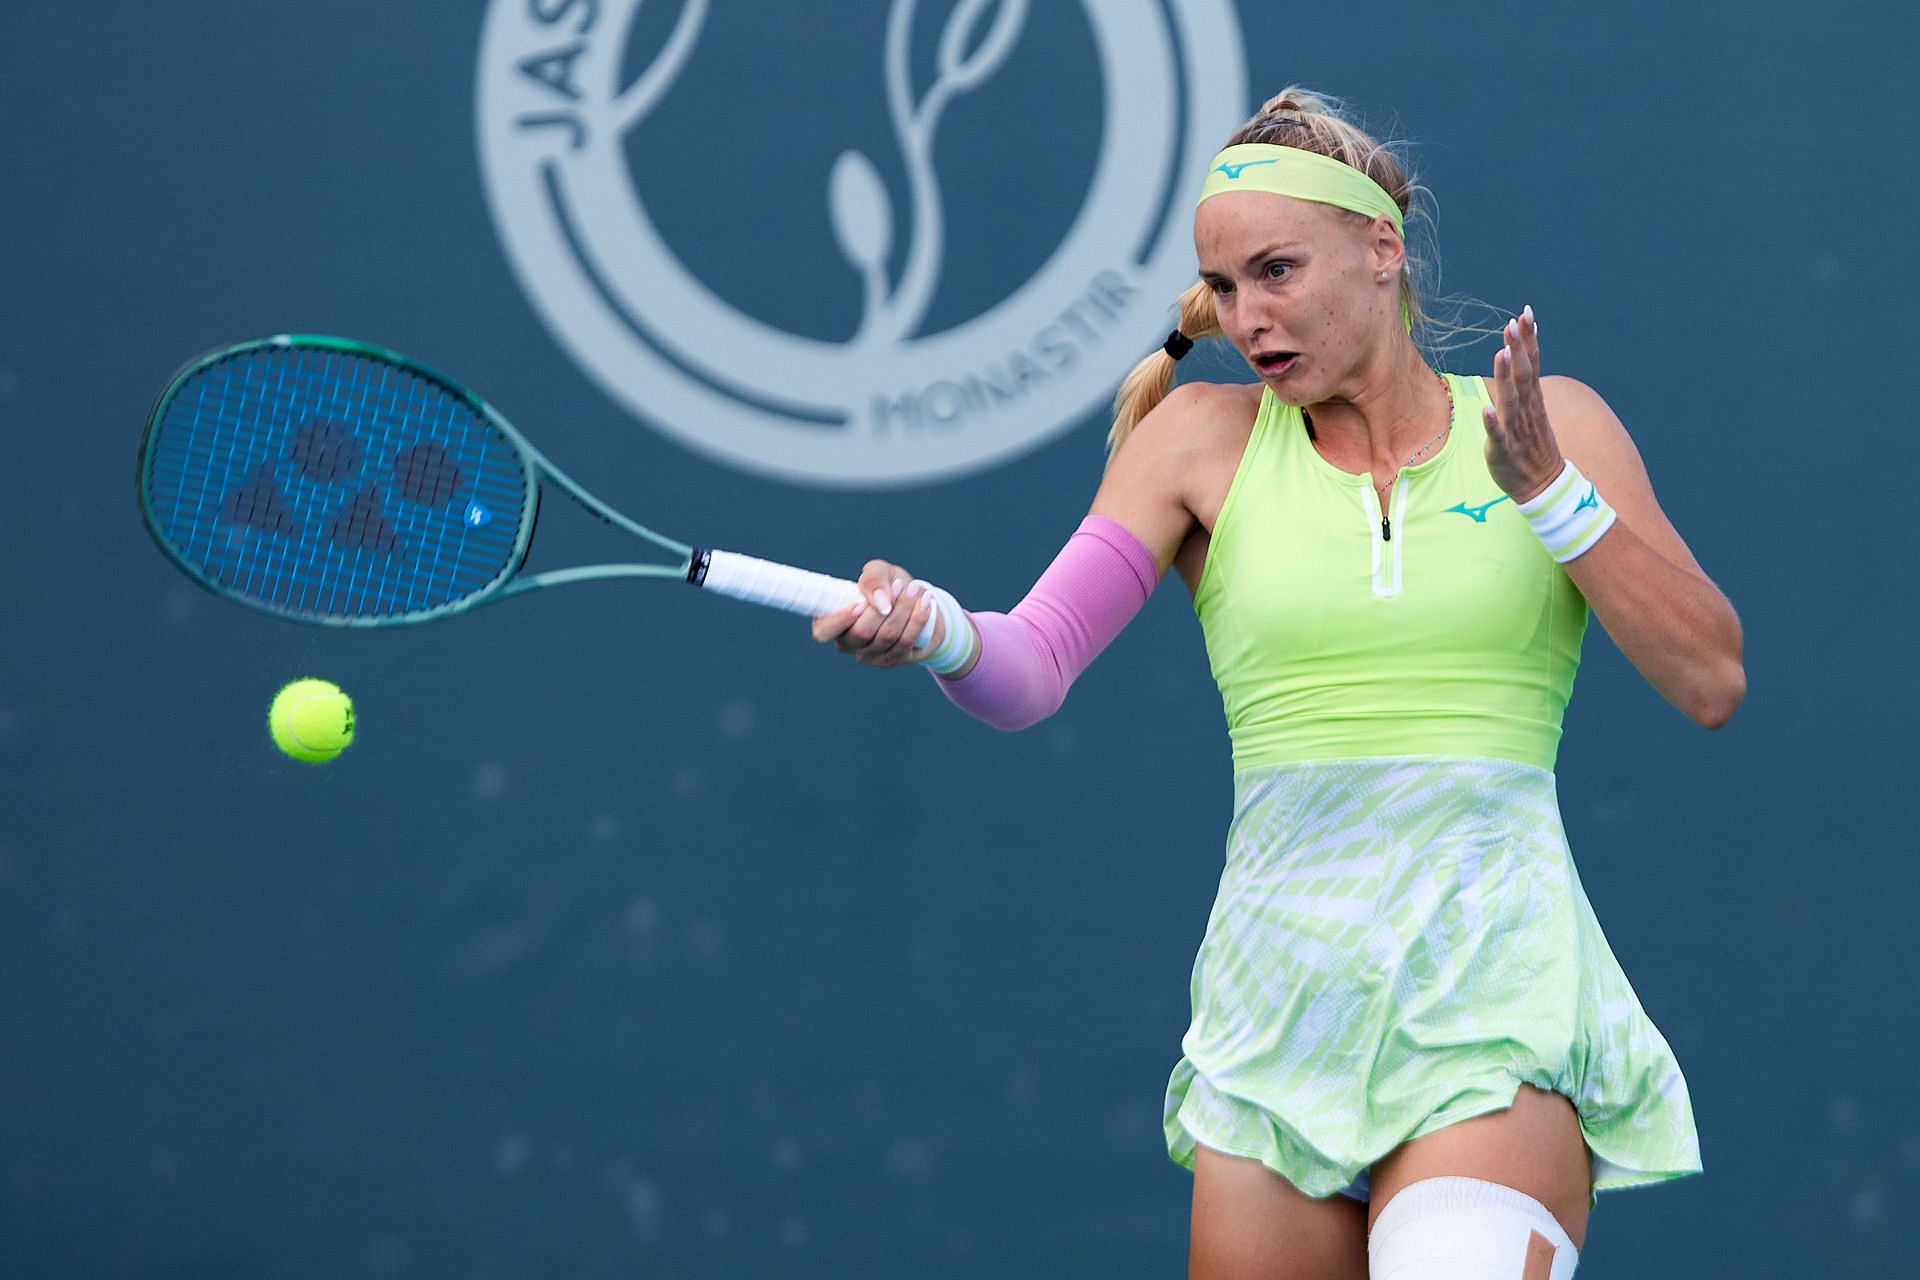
[{"xmin": 1253, "ymin": 351, "xmax": 1300, "ymax": 378}]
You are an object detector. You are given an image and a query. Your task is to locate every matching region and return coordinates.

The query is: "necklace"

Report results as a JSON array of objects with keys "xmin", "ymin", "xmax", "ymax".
[
  {"xmin": 1299, "ymin": 372, "xmax": 1455, "ymax": 543},
  {"xmin": 1371, "ymin": 373, "xmax": 1455, "ymax": 502}
]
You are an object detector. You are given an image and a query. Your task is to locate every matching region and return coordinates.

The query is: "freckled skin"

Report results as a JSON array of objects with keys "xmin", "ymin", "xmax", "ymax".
[
  {"xmin": 1193, "ymin": 191, "xmax": 1448, "ymax": 481},
  {"xmin": 1196, "ymin": 194, "xmax": 1391, "ymax": 391}
]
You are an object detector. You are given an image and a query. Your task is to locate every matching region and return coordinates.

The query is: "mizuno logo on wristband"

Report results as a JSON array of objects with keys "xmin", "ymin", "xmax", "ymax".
[{"xmin": 1575, "ymin": 486, "xmax": 1599, "ymax": 513}]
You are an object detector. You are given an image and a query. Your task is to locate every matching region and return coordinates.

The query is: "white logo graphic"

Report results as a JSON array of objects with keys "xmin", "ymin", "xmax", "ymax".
[{"xmin": 477, "ymin": 0, "xmax": 1245, "ymax": 487}]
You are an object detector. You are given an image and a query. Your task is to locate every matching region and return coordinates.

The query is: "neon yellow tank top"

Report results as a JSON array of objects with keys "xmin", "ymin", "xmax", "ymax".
[{"xmin": 1194, "ymin": 375, "xmax": 1588, "ymax": 772}]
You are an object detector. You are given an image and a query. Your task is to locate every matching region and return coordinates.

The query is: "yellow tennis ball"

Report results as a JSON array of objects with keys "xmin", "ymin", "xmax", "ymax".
[{"xmin": 269, "ymin": 678, "xmax": 355, "ymax": 763}]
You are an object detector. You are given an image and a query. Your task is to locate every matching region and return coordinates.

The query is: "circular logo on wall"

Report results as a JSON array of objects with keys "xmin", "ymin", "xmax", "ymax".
[{"xmin": 477, "ymin": 0, "xmax": 1245, "ymax": 487}]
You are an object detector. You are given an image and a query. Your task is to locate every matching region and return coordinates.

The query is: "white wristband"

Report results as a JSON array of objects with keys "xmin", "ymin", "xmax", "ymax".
[
  {"xmin": 910, "ymin": 580, "xmax": 979, "ymax": 675},
  {"xmin": 1515, "ymin": 460, "xmax": 1616, "ymax": 563}
]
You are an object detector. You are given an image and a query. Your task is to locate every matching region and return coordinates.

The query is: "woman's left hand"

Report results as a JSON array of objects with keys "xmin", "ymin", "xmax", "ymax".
[{"xmin": 1483, "ymin": 305, "xmax": 1566, "ymax": 503}]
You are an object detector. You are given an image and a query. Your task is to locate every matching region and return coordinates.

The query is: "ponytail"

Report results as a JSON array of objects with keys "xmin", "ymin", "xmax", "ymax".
[{"xmin": 1105, "ymin": 280, "xmax": 1221, "ymax": 463}]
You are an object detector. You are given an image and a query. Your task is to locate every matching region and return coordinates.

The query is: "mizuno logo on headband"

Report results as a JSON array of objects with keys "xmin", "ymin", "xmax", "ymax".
[
  {"xmin": 1196, "ymin": 142, "xmax": 1412, "ymax": 331},
  {"xmin": 1197, "ymin": 144, "xmax": 1402, "ymax": 233},
  {"xmin": 1214, "ymin": 158, "xmax": 1280, "ymax": 180}
]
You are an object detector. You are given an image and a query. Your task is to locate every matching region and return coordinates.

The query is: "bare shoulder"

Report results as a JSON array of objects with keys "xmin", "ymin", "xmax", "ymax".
[
  {"xmin": 1105, "ymin": 380, "xmax": 1261, "ymax": 499},
  {"xmin": 1091, "ymin": 381, "xmax": 1262, "ymax": 572},
  {"xmin": 1124, "ymin": 380, "xmax": 1263, "ymax": 457},
  {"xmin": 1536, "ymin": 373, "xmax": 1657, "ymax": 491},
  {"xmin": 1539, "ymin": 375, "xmax": 1627, "ymax": 444},
  {"xmin": 1538, "ymin": 374, "xmax": 1709, "ymax": 576}
]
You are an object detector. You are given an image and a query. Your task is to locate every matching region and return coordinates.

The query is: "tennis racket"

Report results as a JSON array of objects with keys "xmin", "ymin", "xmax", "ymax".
[{"xmin": 138, "ymin": 334, "xmax": 933, "ymax": 642}]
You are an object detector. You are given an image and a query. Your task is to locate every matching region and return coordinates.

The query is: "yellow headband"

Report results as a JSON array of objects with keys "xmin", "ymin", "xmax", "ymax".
[
  {"xmin": 1196, "ymin": 143, "xmax": 1403, "ymax": 233},
  {"xmin": 1196, "ymin": 142, "xmax": 1411, "ymax": 330}
]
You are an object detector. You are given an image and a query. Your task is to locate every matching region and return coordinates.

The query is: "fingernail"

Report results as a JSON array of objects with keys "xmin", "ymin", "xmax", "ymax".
[
  {"xmin": 906, "ymin": 581, "xmax": 925, "ymax": 599},
  {"xmin": 873, "ymin": 590, "xmax": 891, "ymax": 615},
  {"xmin": 1522, "ymin": 303, "xmax": 1535, "ymax": 328},
  {"xmin": 1506, "ymin": 318, "xmax": 1519, "ymax": 339}
]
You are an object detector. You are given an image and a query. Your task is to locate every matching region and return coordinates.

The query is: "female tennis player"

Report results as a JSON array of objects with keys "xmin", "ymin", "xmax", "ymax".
[{"xmin": 812, "ymin": 87, "xmax": 1743, "ymax": 1280}]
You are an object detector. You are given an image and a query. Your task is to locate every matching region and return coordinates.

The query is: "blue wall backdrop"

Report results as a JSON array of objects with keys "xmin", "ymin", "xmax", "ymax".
[{"xmin": 2, "ymin": 2, "xmax": 1912, "ymax": 1276}]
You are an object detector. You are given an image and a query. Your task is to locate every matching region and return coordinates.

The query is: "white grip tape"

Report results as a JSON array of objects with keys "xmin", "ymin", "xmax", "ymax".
[{"xmin": 699, "ymin": 549, "xmax": 935, "ymax": 648}]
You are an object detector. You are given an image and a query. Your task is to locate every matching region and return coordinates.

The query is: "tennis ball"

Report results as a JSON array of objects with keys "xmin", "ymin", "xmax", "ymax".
[{"xmin": 269, "ymin": 678, "xmax": 355, "ymax": 763}]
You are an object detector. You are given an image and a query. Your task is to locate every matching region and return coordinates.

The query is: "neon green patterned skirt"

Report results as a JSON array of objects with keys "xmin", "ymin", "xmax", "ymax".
[{"xmin": 1163, "ymin": 757, "xmax": 1701, "ymax": 1200}]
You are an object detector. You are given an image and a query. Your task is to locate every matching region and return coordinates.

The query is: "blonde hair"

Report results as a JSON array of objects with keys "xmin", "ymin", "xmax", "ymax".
[{"xmin": 1106, "ymin": 87, "xmax": 1442, "ymax": 461}]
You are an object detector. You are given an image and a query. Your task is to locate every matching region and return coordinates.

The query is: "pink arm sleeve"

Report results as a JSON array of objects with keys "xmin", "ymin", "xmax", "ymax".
[{"xmin": 931, "ymin": 515, "xmax": 1161, "ymax": 731}]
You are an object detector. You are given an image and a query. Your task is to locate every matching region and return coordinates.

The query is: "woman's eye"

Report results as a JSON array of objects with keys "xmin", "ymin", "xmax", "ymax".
[
  {"xmin": 1264, "ymin": 262, "xmax": 1292, "ymax": 280},
  {"xmin": 1208, "ymin": 279, "xmax": 1234, "ymax": 296}
]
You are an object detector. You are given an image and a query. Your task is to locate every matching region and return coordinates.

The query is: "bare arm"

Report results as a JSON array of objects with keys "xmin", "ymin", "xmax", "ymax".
[
  {"xmin": 1488, "ymin": 312, "xmax": 1746, "ymax": 728},
  {"xmin": 1086, "ymin": 381, "xmax": 1233, "ymax": 571},
  {"xmin": 907, "ymin": 381, "xmax": 1217, "ymax": 682},
  {"xmin": 809, "ymin": 384, "xmax": 1217, "ymax": 681}
]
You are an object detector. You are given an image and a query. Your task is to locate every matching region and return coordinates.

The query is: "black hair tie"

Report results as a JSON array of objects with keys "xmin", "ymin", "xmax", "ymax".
[{"xmin": 1162, "ymin": 329, "xmax": 1194, "ymax": 361}]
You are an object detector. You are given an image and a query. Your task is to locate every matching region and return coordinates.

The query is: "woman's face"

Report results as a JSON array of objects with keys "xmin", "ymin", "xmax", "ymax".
[{"xmin": 1194, "ymin": 193, "xmax": 1402, "ymax": 402}]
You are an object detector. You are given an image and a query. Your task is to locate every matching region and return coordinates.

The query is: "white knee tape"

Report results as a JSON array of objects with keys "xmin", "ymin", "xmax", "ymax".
[{"xmin": 1367, "ymin": 1177, "xmax": 1578, "ymax": 1279}]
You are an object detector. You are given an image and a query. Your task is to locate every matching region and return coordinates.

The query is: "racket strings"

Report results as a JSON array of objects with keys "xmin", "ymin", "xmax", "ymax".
[
  {"xmin": 144, "ymin": 344, "xmax": 530, "ymax": 621},
  {"xmin": 288, "ymin": 418, "xmax": 362, "ymax": 484},
  {"xmin": 394, "ymin": 441, "xmax": 463, "ymax": 507},
  {"xmin": 219, "ymin": 461, "xmax": 303, "ymax": 539},
  {"xmin": 327, "ymin": 485, "xmax": 405, "ymax": 558}
]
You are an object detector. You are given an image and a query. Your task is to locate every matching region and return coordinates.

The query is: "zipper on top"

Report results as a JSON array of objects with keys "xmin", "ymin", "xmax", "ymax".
[{"xmin": 1363, "ymin": 477, "xmax": 1405, "ymax": 597}]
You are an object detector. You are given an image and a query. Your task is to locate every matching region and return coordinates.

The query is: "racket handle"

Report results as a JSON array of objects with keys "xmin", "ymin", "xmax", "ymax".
[{"xmin": 692, "ymin": 549, "xmax": 936, "ymax": 649}]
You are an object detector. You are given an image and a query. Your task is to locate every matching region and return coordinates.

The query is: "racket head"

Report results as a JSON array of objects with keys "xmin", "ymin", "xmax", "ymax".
[{"xmin": 139, "ymin": 335, "xmax": 540, "ymax": 626}]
